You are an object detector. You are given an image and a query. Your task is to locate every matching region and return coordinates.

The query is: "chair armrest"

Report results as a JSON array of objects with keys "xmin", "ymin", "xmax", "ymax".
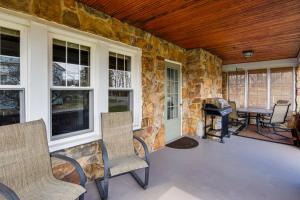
[
  {"xmin": 133, "ymin": 135, "xmax": 150, "ymax": 165},
  {"xmin": 51, "ymin": 154, "xmax": 87, "ymax": 187},
  {"xmin": 99, "ymin": 140, "xmax": 110, "ymax": 178},
  {"xmin": 0, "ymin": 183, "xmax": 20, "ymax": 200}
]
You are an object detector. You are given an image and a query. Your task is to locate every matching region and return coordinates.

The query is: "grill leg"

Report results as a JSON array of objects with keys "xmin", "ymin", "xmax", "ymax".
[{"xmin": 202, "ymin": 115, "xmax": 207, "ymax": 139}]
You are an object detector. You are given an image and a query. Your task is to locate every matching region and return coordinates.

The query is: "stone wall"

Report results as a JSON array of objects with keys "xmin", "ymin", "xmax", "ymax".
[
  {"xmin": 183, "ymin": 49, "xmax": 223, "ymax": 136},
  {"xmin": 0, "ymin": 0, "xmax": 222, "ymax": 182}
]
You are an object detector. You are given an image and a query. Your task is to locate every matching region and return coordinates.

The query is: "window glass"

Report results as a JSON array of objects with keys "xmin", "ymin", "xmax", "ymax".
[
  {"xmin": 125, "ymin": 56, "xmax": 131, "ymax": 71},
  {"xmin": 271, "ymin": 68, "xmax": 293, "ymax": 107},
  {"xmin": 166, "ymin": 67, "xmax": 179, "ymax": 120},
  {"xmin": 108, "ymin": 52, "xmax": 133, "ymax": 113},
  {"xmin": 0, "ymin": 27, "xmax": 20, "ymax": 85},
  {"xmin": 109, "ymin": 90, "xmax": 132, "ymax": 112},
  {"xmin": 51, "ymin": 90, "xmax": 91, "ymax": 136},
  {"xmin": 52, "ymin": 39, "xmax": 90, "ymax": 87},
  {"xmin": 67, "ymin": 42, "xmax": 79, "ymax": 64},
  {"xmin": 228, "ymin": 71, "xmax": 245, "ymax": 108},
  {"xmin": 80, "ymin": 67, "xmax": 90, "ymax": 87},
  {"xmin": 248, "ymin": 69, "xmax": 267, "ymax": 108},
  {"xmin": 80, "ymin": 45, "xmax": 90, "ymax": 66},
  {"xmin": 53, "ymin": 39, "xmax": 66, "ymax": 86},
  {"xmin": 117, "ymin": 54, "xmax": 124, "ymax": 71},
  {"xmin": 0, "ymin": 90, "xmax": 23, "ymax": 126},
  {"xmin": 51, "ymin": 38, "xmax": 93, "ymax": 139},
  {"xmin": 0, "ymin": 26, "xmax": 24, "ymax": 127},
  {"xmin": 109, "ymin": 52, "xmax": 131, "ymax": 88}
]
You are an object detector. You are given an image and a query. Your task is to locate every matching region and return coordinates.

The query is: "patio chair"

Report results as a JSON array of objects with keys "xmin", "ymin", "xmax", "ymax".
[
  {"xmin": 95, "ymin": 112, "xmax": 150, "ymax": 200},
  {"xmin": 228, "ymin": 101, "xmax": 247, "ymax": 133},
  {"xmin": 0, "ymin": 120, "xmax": 86, "ymax": 200},
  {"xmin": 258, "ymin": 103, "xmax": 291, "ymax": 137}
]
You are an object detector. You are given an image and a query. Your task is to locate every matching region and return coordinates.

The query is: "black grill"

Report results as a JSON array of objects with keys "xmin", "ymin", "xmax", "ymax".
[{"xmin": 203, "ymin": 98, "xmax": 232, "ymax": 143}]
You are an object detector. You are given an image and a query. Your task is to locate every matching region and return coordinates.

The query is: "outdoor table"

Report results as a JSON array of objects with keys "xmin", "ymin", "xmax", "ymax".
[{"xmin": 237, "ymin": 107, "xmax": 273, "ymax": 134}]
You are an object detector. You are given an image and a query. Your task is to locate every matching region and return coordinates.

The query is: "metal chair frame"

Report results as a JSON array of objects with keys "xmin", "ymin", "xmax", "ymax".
[
  {"xmin": 258, "ymin": 103, "xmax": 291, "ymax": 139},
  {"xmin": 0, "ymin": 153, "xmax": 87, "ymax": 200},
  {"xmin": 95, "ymin": 136, "xmax": 150, "ymax": 200}
]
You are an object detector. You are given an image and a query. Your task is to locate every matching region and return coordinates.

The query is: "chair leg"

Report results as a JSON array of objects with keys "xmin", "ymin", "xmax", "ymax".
[
  {"xmin": 95, "ymin": 176, "xmax": 109, "ymax": 200},
  {"xmin": 271, "ymin": 126, "xmax": 292, "ymax": 139},
  {"xmin": 130, "ymin": 167, "xmax": 149, "ymax": 189}
]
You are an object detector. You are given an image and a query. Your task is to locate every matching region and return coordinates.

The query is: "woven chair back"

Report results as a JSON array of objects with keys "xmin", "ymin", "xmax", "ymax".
[
  {"xmin": 101, "ymin": 112, "xmax": 135, "ymax": 160},
  {"xmin": 270, "ymin": 103, "xmax": 290, "ymax": 124},
  {"xmin": 0, "ymin": 120, "xmax": 52, "ymax": 193}
]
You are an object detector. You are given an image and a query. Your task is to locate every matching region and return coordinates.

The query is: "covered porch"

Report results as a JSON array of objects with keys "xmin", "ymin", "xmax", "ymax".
[{"xmin": 0, "ymin": 0, "xmax": 300, "ymax": 200}]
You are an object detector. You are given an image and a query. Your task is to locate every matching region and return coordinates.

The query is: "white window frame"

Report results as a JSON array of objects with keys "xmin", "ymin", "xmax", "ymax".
[
  {"xmin": 48, "ymin": 31, "xmax": 100, "ymax": 150},
  {"xmin": 0, "ymin": 19, "xmax": 28, "ymax": 124},
  {"xmin": 107, "ymin": 45, "xmax": 142, "ymax": 130}
]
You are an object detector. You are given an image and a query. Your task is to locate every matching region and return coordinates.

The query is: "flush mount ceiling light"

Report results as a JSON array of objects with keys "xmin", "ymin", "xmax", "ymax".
[{"xmin": 242, "ymin": 50, "xmax": 254, "ymax": 58}]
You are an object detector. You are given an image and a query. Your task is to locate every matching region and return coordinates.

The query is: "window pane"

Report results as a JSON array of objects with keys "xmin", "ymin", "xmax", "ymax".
[
  {"xmin": 80, "ymin": 67, "xmax": 90, "ymax": 87},
  {"xmin": 125, "ymin": 56, "xmax": 131, "ymax": 71},
  {"xmin": 53, "ymin": 62, "xmax": 66, "ymax": 86},
  {"xmin": 248, "ymin": 70, "xmax": 267, "ymax": 108},
  {"xmin": 53, "ymin": 39, "xmax": 66, "ymax": 62},
  {"xmin": 51, "ymin": 90, "xmax": 91, "ymax": 136},
  {"xmin": 109, "ymin": 52, "xmax": 131, "ymax": 89},
  {"xmin": 0, "ymin": 27, "xmax": 20, "ymax": 85},
  {"xmin": 271, "ymin": 68, "xmax": 293, "ymax": 108},
  {"xmin": 0, "ymin": 90, "xmax": 22, "ymax": 126},
  {"xmin": 53, "ymin": 39, "xmax": 91, "ymax": 87},
  {"xmin": 67, "ymin": 42, "xmax": 79, "ymax": 64},
  {"xmin": 53, "ymin": 39, "xmax": 66, "ymax": 86},
  {"xmin": 109, "ymin": 52, "xmax": 116, "ymax": 70},
  {"xmin": 109, "ymin": 69, "xmax": 115, "ymax": 88},
  {"xmin": 0, "ymin": 27, "xmax": 20, "ymax": 57},
  {"xmin": 67, "ymin": 63, "xmax": 79, "ymax": 86},
  {"xmin": 124, "ymin": 71, "xmax": 131, "ymax": 88},
  {"xmin": 109, "ymin": 90, "xmax": 131, "ymax": 112},
  {"xmin": 228, "ymin": 72, "xmax": 245, "ymax": 108},
  {"xmin": 80, "ymin": 45, "xmax": 90, "ymax": 66},
  {"xmin": 117, "ymin": 54, "xmax": 124, "ymax": 70}
]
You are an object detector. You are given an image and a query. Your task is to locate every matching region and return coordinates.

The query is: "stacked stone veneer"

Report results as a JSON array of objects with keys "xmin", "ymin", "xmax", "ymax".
[
  {"xmin": 183, "ymin": 49, "xmax": 223, "ymax": 136},
  {"xmin": 0, "ymin": 0, "xmax": 222, "ymax": 181}
]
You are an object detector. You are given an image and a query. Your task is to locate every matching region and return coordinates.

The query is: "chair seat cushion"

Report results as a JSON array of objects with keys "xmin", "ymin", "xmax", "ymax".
[
  {"xmin": 109, "ymin": 155, "xmax": 148, "ymax": 176},
  {"xmin": 17, "ymin": 176, "xmax": 85, "ymax": 200}
]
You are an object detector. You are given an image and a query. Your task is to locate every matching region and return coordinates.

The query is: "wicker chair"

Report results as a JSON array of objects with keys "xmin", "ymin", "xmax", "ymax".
[
  {"xmin": 0, "ymin": 120, "xmax": 86, "ymax": 200},
  {"xmin": 228, "ymin": 101, "xmax": 247, "ymax": 133},
  {"xmin": 95, "ymin": 112, "xmax": 150, "ymax": 200},
  {"xmin": 258, "ymin": 103, "xmax": 291, "ymax": 137}
]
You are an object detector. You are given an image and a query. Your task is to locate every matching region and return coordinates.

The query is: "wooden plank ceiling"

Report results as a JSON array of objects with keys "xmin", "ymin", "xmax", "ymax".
[{"xmin": 79, "ymin": 0, "xmax": 300, "ymax": 64}]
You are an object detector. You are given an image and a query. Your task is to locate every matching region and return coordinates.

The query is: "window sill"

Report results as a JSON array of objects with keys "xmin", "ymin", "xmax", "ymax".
[{"xmin": 48, "ymin": 131, "xmax": 100, "ymax": 152}]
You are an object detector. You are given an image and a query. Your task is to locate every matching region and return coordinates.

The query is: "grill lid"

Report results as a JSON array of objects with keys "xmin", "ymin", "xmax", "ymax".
[{"xmin": 204, "ymin": 98, "xmax": 230, "ymax": 109}]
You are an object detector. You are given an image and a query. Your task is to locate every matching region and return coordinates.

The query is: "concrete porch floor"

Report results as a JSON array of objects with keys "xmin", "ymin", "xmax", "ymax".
[{"xmin": 85, "ymin": 136, "xmax": 300, "ymax": 200}]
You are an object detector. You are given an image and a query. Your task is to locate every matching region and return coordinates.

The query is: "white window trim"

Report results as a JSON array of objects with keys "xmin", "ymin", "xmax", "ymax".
[
  {"xmin": 0, "ymin": 19, "xmax": 28, "ymax": 123},
  {"xmin": 48, "ymin": 32, "xmax": 99, "ymax": 149},
  {"xmin": 0, "ymin": 9, "xmax": 142, "ymax": 152},
  {"xmin": 108, "ymin": 45, "xmax": 142, "ymax": 130}
]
